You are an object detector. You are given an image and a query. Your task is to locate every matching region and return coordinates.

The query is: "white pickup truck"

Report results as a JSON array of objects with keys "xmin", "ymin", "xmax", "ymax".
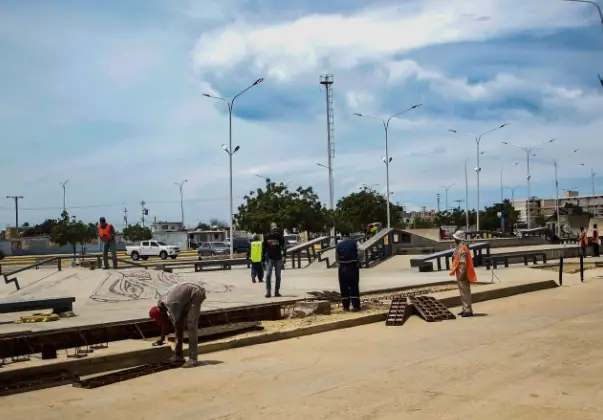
[{"xmin": 125, "ymin": 240, "xmax": 180, "ymax": 261}]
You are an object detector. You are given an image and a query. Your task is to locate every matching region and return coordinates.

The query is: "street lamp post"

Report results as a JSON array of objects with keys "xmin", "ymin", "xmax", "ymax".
[
  {"xmin": 502, "ymin": 139, "xmax": 555, "ymax": 229},
  {"xmin": 505, "ymin": 186, "xmax": 521, "ymax": 208},
  {"xmin": 580, "ymin": 164, "xmax": 597, "ymax": 196},
  {"xmin": 353, "ymin": 104, "xmax": 422, "ymax": 228},
  {"xmin": 440, "ymin": 184, "xmax": 454, "ymax": 211},
  {"xmin": 203, "ymin": 78, "xmax": 264, "ymax": 259},
  {"xmin": 463, "ymin": 152, "xmax": 486, "ymax": 231},
  {"xmin": 551, "ymin": 149, "xmax": 579, "ymax": 237},
  {"xmin": 449, "ymin": 123, "xmax": 509, "ymax": 230},
  {"xmin": 174, "ymin": 180, "xmax": 188, "ymax": 227},
  {"xmin": 500, "ymin": 162, "xmax": 520, "ymax": 232},
  {"xmin": 60, "ymin": 180, "xmax": 68, "ymax": 212}
]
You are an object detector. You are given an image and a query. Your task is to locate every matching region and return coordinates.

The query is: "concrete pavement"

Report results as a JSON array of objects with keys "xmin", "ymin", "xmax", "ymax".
[{"xmin": 2, "ymin": 269, "xmax": 602, "ymax": 419}]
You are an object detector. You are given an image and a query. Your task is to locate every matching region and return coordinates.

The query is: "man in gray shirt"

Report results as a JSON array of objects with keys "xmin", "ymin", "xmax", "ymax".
[{"xmin": 149, "ymin": 282, "xmax": 206, "ymax": 368}]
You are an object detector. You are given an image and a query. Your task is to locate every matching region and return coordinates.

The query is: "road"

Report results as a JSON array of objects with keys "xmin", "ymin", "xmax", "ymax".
[{"xmin": 3, "ymin": 274, "xmax": 603, "ymax": 419}]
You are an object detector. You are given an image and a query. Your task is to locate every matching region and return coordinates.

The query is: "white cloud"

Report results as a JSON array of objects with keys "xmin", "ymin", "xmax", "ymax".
[{"xmin": 190, "ymin": 0, "xmax": 589, "ymax": 81}]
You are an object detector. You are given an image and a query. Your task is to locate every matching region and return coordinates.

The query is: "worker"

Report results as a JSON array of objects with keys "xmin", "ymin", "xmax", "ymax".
[
  {"xmin": 149, "ymin": 282, "xmax": 206, "ymax": 368},
  {"xmin": 248, "ymin": 234, "xmax": 264, "ymax": 283},
  {"xmin": 97, "ymin": 217, "xmax": 117, "ymax": 269},
  {"xmin": 262, "ymin": 222, "xmax": 286, "ymax": 298},
  {"xmin": 578, "ymin": 226, "xmax": 588, "ymax": 257},
  {"xmin": 335, "ymin": 236, "xmax": 361, "ymax": 312},
  {"xmin": 449, "ymin": 230, "xmax": 477, "ymax": 317},
  {"xmin": 593, "ymin": 224, "xmax": 600, "ymax": 257}
]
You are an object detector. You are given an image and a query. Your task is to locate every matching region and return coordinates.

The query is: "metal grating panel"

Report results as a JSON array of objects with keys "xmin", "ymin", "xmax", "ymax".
[{"xmin": 409, "ymin": 295, "xmax": 456, "ymax": 322}]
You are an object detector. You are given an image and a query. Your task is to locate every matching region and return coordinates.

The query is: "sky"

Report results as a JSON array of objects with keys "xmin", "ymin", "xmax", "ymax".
[{"xmin": 1, "ymin": 0, "xmax": 602, "ymax": 229}]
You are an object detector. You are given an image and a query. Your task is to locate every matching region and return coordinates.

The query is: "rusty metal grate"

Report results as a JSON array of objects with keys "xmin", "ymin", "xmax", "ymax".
[
  {"xmin": 409, "ymin": 295, "xmax": 456, "ymax": 322},
  {"xmin": 73, "ymin": 360, "xmax": 184, "ymax": 389},
  {"xmin": 0, "ymin": 370, "xmax": 78, "ymax": 397},
  {"xmin": 385, "ymin": 296, "xmax": 411, "ymax": 326}
]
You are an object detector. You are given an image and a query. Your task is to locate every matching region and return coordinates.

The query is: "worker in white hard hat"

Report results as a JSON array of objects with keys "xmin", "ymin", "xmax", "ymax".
[{"xmin": 449, "ymin": 230, "xmax": 477, "ymax": 317}]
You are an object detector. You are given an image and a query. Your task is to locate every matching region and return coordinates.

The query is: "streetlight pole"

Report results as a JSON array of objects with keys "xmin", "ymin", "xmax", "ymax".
[
  {"xmin": 60, "ymin": 180, "xmax": 68, "ymax": 212},
  {"xmin": 505, "ymin": 186, "xmax": 521, "ymax": 208},
  {"xmin": 436, "ymin": 193, "xmax": 441, "ymax": 212},
  {"xmin": 353, "ymin": 104, "xmax": 422, "ymax": 228},
  {"xmin": 502, "ymin": 139, "xmax": 555, "ymax": 229},
  {"xmin": 439, "ymin": 184, "xmax": 454, "ymax": 211},
  {"xmin": 6, "ymin": 196, "xmax": 24, "ymax": 232},
  {"xmin": 174, "ymin": 180, "xmax": 188, "ymax": 227},
  {"xmin": 463, "ymin": 152, "xmax": 485, "ymax": 231},
  {"xmin": 581, "ymin": 164, "xmax": 597, "ymax": 196},
  {"xmin": 500, "ymin": 162, "xmax": 520, "ymax": 232},
  {"xmin": 449, "ymin": 123, "xmax": 509, "ymax": 230},
  {"xmin": 551, "ymin": 149, "xmax": 579, "ymax": 237},
  {"xmin": 203, "ymin": 78, "xmax": 264, "ymax": 259}
]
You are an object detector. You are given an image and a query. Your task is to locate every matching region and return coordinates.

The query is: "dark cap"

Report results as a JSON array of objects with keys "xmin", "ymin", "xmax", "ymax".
[{"xmin": 99, "ymin": 217, "xmax": 106, "ymax": 223}]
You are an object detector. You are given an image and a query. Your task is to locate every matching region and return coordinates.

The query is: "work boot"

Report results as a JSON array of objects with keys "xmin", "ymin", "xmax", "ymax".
[
  {"xmin": 461, "ymin": 312, "xmax": 474, "ymax": 318},
  {"xmin": 457, "ymin": 311, "xmax": 465, "ymax": 316},
  {"xmin": 274, "ymin": 292, "xmax": 282, "ymax": 298},
  {"xmin": 352, "ymin": 307, "xmax": 361, "ymax": 312},
  {"xmin": 265, "ymin": 292, "xmax": 271, "ymax": 298},
  {"xmin": 252, "ymin": 276, "xmax": 256, "ymax": 283},
  {"xmin": 182, "ymin": 359, "xmax": 201, "ymax": 368},
  {"xmin": 103, "ymin": 266, "xmax": 109, "ymax": 270}
]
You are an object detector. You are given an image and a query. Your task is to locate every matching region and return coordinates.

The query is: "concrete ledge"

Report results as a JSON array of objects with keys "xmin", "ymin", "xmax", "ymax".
[{"xmin": 0, "ymin": 279, "xmax": 559, "ymax": 388}]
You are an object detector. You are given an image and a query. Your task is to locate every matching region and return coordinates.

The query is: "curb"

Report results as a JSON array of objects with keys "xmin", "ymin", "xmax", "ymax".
[{"xmin": 0, "ymin": 279, "xmax": 558, "ymax": 387}]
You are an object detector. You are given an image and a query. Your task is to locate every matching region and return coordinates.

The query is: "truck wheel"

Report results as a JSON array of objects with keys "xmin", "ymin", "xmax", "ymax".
[
  {"xmin": 141, "ymin": 256, "xmax": 149, "ymax": 261},
  {"xmin": 170, "ymin": 256, "xmax": 177, "ymax": 259},
  {"xmin": 131, "ymin": 251, "xmax": 140, "ymax": 261},
  {"xmin": 160, "ymin": 251, "xmax": 168, "ymax": 260}
]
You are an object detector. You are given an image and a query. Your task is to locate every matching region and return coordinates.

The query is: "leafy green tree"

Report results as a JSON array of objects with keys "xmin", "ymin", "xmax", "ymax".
[
  {"xmin": 478, "ymin": 200, "xmax": 519, "ymax": 231},
  {"xmin": 196, "ymin": 222, "xmax": 211, "ymax": 230},
  {"xmin": 235, "ymin": 180, "xmax": 329, "ymax": 234},
  {"xmin": 50, "ymin": 211, "xmax": 98, "ymax": 257},
  {"xmin": 208, "ymin": 218, "xmax": 229, "ymax": 229},
  {"xmin": 122, "ymin": 224, "xmax": 153, "ymax": 242},
  {"xmin": 335, "ymin": 186, "xmax": 389, "ymax": 232},
  {"xmin": 23, "ymin": 218, "xmax": 59, "ymax": 237}
]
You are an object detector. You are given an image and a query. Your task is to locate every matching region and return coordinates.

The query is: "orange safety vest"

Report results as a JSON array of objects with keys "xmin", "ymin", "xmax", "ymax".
[
  {"xmin": 98, "ymin": 223, "xmax": 113, "ymax": 242},
  {"xmin": 449, "ymin": 244, "xmax": 477, "ymax": 283},
  {"xmin": 578, "ymin": 231, "xmax": 588, "ymax": 246}
]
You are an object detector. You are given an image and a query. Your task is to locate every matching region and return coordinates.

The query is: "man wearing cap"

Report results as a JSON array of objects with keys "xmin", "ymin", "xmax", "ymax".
[
  {"xmin": 262, "ymin": 222, "xmax": 287, "ymax": 298},
  {"xmin": 248, "ymin": 234, "xmax": 264, "ymax": 283},
  {"xmin": 449, "ymin": 230, "xmax": 477, "ymax": 317},
  {"xmin": 97, "ymin": 217, "xmax": 117, "ymax": 269},
  {"xmin": 149, "ymin": 282, "xmax": 206, "ymax": 368}
]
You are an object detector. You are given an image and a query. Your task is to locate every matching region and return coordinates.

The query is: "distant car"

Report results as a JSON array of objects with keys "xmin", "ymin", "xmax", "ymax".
[
  {"xmin": 232, "ymin": 238, "xmax": 251, "ymax": 254},
  {"xmin": 197, "ymin": 242, "xmax": 230, "ymax": 258},
  {"xmin": 125, "ymin": 240, "xmax": 180, "ymax": 261},
  {"xmin": 283, "ymin": 234, "xmax": 301, "ymax": 248}
]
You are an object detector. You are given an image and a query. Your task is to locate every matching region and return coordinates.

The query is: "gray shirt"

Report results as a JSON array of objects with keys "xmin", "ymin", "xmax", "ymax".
[{"xmin": 158, "ymin": 283, "xmax": 206, "ymax": 324}]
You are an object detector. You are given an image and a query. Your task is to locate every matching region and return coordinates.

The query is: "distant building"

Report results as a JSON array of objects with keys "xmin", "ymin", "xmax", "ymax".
[{"xmin": 151, "ymin": 221, "xmax": 184, "ymax": 233}]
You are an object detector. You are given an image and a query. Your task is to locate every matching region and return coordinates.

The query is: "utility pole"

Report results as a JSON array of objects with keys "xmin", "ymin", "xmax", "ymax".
[
  {"xmin": 454, "ymin": 199, "xmax": 463, "ymax": 209},
  {"xmin": 60, "ymin": 180, "xmax": 68, "ymax": 212},
  {"xmin": 140, "ymin": 201, "xmax": 149, "ymax": 228},
  {"xmin": 123, "ymin": 206, "xmax": 128, "ymax": 227},
  {"xmin": 320, "ymin": 74, "xmax": 336, "ymax": 243},
  {"xmin": 436, "ymin": 193, "xmax": 441, "ymax": 212},
  {"xmin": 174, "ymin": 180, "xmax": 188, "ymax": 228},
  {"xmin": 6, "ymin": 196, "xmax": 24, "ymax": 232}
]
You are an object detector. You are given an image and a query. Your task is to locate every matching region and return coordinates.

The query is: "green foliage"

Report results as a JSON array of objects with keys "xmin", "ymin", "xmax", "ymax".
[
  {"xmin": 478, "ymin": 200, "xmax": 520, "ymax": 231},
  {"xmin": 208, "ymin": 218, "xmax": 229, "ymax": 229},
  {"xmin": 122, "ymin": 224, "xmax": 152, "ymax": 242},
  {"xmin": 23, "ymin": 218, "xmax": 59, "ymax": 237},
  {"xmin": 196, "ymin": 222, "xmax": 211, "ymax": 230},
  {"xmin": 235, "ymin": 180, "xmax": 330, "ymax": 233},
  {"xmin": 50, "ymin": 211, "xmax": 98, "ymax": 256}
]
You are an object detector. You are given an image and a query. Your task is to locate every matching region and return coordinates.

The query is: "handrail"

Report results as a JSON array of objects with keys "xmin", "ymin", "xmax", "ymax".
[
  {"xmin": 2, "ymin": 256, "xmax": 58, "ymax": 278},
  {"xmin": 287, "ymin": 236, "xmax": 331, "ymax": 253}
]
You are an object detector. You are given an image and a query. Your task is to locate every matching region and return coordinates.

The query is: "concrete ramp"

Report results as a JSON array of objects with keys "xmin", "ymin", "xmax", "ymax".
[
  {"xmin": 369, "ymin": 255, "xmax": 415, "ymax": 272},
  {"xmin": 404, "ymin": 228, "xmax": 442, "ymax": 244},
  {"xmin": 305, "ymin": 248, "xmax": 336, "ymax": 270}
]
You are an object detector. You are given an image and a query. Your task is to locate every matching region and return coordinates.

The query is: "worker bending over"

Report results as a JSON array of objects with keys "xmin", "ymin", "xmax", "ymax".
[
  {"xmin": 149, "ymin": 282, "xmax": 206, "ymax": 368},
  {"xmin": 449, "ymin": 230, "xmax": 477, "ymax": 317},
  {"xmin": 335, "ymin": 236, "xmax": 361, "ymax": 311}
]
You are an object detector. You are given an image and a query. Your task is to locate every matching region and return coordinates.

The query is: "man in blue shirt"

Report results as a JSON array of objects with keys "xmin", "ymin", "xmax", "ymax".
[{"xmin": 335, "ymin": 237, "xmax": 361, "ymax": 311}]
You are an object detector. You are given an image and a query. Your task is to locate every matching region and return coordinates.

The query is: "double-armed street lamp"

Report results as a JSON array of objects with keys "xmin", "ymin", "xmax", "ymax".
[
  {"xmin": 505, "ymin": 186, "xmax": 521, "ymax": 208},
  {"xmin": 449, "ymin": 123, "xmax": 509, "ymax": 230},
  {"xmin": 550, "ymin": 149, "xmax": 579, "ymax": 236},
  {"xmin": 60, "ymin": 180, "xmax": 69, "ymax": 212},
  {"xmin": 439, "ymin": 184, "xmax": 454, "ymax": 211},
  {"xmin": 353, "ymin": 104, "xmax": 422, "ymax": 228},
  {"xmin": 203, "ymin": 78, "xmax": 264, "ymax": 259},
  {"xmin": 501, "ymin": 139, "xmax": 555, "ymax": 229},
  {"xmin": 463, "ymin": 152, "xmax": 486, "ymax": 231},
  {"xmin": 174, "ymin": 180, "xmax": 188, "ymax": 227}
]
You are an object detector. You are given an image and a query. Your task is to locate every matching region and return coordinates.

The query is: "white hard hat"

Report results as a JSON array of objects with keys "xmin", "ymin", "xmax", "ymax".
[{"xmin": 452, "ymin": 230, "xmax": 466, "ymax": 241}]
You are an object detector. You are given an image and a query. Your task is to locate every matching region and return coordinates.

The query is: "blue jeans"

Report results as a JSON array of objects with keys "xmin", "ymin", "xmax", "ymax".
[{"xmin": 265, "ymin": 259, "xmax": 282, "ymax": 293}]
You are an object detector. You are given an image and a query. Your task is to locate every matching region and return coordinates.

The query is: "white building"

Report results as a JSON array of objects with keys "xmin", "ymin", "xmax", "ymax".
[{"xmin": 151, "ymin": 221, "xmax": 184, "ymax": 233}]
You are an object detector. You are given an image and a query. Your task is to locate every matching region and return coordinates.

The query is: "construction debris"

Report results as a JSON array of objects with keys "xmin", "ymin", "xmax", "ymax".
[
  {"xmin": 409, "ymin": 296, "xmax": 456, "ymax": 322},
  {"xmin": 15, "ymin": 313, "xmax": 60, "ymax": 323},
  {"xmin": 288, "ymin": 301, "xmax": 331, "ymax": 319},
  {"xmin": 73, "ymin": 360, "xmax": 184, "ymax": 389},
  {"xmin": 307, "ymin": 290, "xmax": 341, "ymax": 303}
]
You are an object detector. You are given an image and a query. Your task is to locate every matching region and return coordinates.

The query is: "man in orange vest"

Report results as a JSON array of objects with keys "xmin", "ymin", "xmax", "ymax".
[
  {"xmin": 592, "ymin": 224, "xmax": 600, "ymax": 257},
  {"xmin": 98, "ymin": 217, "xmax": 117, "ymax": 269},
  {"xmin": 449, "ymin": 230, "xmax": 477, "ymax": 317},
  {"xmin": 578, "ymin": 226, "xmax": 588, "ymax": 258}
]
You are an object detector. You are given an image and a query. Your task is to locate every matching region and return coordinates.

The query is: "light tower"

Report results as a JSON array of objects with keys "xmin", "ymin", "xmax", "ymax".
[{"xmin": 319, "ymin": 74, "xmax": 335, "ymax": 241}]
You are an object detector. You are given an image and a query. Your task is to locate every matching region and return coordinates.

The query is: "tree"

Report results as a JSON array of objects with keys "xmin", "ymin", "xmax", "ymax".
[
  {"xmin": 209, "ymin": 218, "xmax": 229, "ymax": 229},
  {"xmin": 478, "ymin": 200, "xmax": 520, "ymax": 231},
  {"xmin": 335, "ymin": 186, "xmax": 400, "ymax": 232},
  {"xmin": 235, "ymin": 180, "xmax": 329, "ymax": 234},
  {"xmin": 196, "ymin": 222, "xmax": 211, "ymax": 230},
  {"xmin": 50, "ymin": 211, "xmax": 98, "ymax": 257},
  {"xmin": 122, "ymin": 224, "xmax": 152, "ymax": 242},
  {"xmin": 22, "ymin": 222, "xmax": 29, "ymax": 227},
  {"xmin": 23, "ymin": 218, "xmax": 59, "ymax": 237}
]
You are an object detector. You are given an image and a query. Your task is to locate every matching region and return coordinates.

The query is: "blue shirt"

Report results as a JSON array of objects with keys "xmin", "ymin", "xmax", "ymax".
[{"xmin": 336, "ymin": 239, "xmax": 359, "ymax": 264}]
